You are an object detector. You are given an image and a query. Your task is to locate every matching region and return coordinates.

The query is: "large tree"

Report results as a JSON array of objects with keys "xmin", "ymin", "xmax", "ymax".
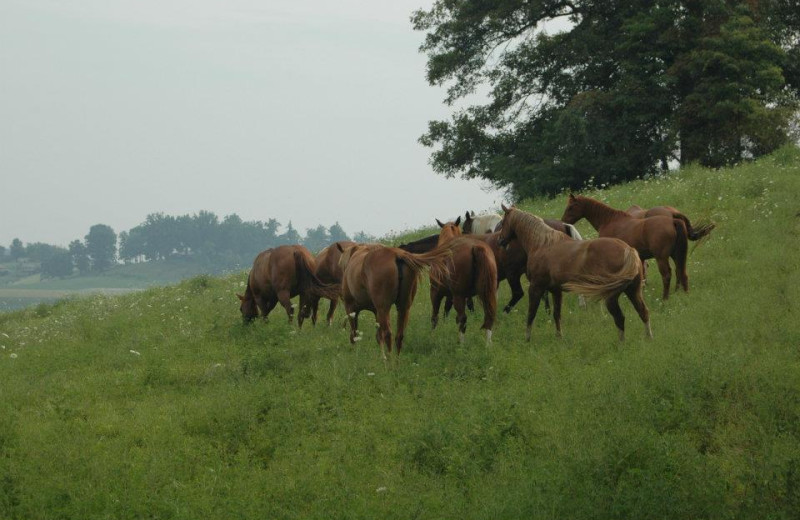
[
  {"xmin": 85, "ymin": 224, "xmax": 117, "ymax": 272},
  {"xmin": 413, "ymin": 0, "xmax": 799, "ymax": 198}
]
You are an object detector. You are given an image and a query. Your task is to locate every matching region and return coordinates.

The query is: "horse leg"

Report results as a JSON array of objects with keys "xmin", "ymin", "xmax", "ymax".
[
  {"xmin": 453, "ymin": 296, "xmax": 468, "ymax": 343},
  {"xmin": 624, "ymin": 282, "xmax": 652, "ymax": 339},
  {"xmin": 376, "ymin": 308, "xmax": 392, "ymax": 361},
  {"xmin": 526, "ymin": 285, "xmax": 546, "ymax": 342},
  {"xmin": 552, "ymin": 288, "xmax": 563, "ymax": 338},
  {"xmin": 258, "ymin": 296, "xmax": 277, "ymax": 321},
  {"xmin": 656, "ymin": 257, "xmax": 672, "ymax": 300},
  {"xmin": 443, "ymin": 295, "xmax": 453, "ymax": 318},
  {"xmin": 504, "ymin": 275, "xmax": 525, "ymax": 313},
  {"xmin": 466, "ymin": 297, "xmax": 475, "ymax": 313},
  {"xmin": 326, "ymin": 297, "xmax": 338, "ymax": 327},
  {"xmin": 343, "ymin": 300, "xmax": 359, "ymax": 344},
  {"xmin": 605, "ymin": 294, "xmax": 625, "ymax": 342},
  {"xmin": 430, "ymin": 286, "xmax": 445, "ymax": 329},
  {"xmin": 395, "ymin": 302, "xmax": 412, "ymax": 355},
  {"xmin": 276, "ymin": 289, "xmax": 294, "ymax": 324}
]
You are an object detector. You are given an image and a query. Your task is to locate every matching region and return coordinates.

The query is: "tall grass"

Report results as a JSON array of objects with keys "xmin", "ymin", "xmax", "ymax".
[{"xmin": 1, "ymin": 147, "xmax": 799, "ymax": 519}]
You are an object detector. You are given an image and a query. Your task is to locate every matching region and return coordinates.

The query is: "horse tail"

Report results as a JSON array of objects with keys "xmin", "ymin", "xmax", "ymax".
[
  {"xmin": 564, "ymin": 223, "xmax": 583, "ymax": 240},
  {"xmin": 563, "ymin": 246, "xmax": 642, "ymax": 301},
  {"xmin": 673, "ymin": 211, "xmax": 715, "ymax": 241},
  {"xmin": 672, "ymin": 219, "xmax": 689, "ymax": 291},
  {"xmin": 294, "ymin": 250, "xmax": 340, "ymax": 301},
  {"xmin": 472, "ymin": 245, "xmax": 497, "ymax": 331},
  {"xmin": 395, "ymin": 247, "xmax": 452, "ymax": 287}
]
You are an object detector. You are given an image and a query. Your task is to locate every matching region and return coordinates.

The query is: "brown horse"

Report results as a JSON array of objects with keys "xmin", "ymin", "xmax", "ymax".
[
  {"xmin": 626, "ymin": 204, "xmax": 715, "ymax": 241},
  {"xmin": 431, "ymin": 218, "xmax": 498, "ymax": 343},
  {"xmin": 337, "ymin": 243, "xmax": 450, "ymax": 360},
  {"xmin": 499, "ymin": 206, "xmax": 652, "ymax": 342},
  {"xmin": 237, "ymin": 245, "xmax": 339, "ymax": 327},
  {"xmin": 562, "ymin": 194, "xmax": 689, "ymax": 300},
  {"xmin": 308, "ymin": 240, "xmax": 356, "ymax": 326}
]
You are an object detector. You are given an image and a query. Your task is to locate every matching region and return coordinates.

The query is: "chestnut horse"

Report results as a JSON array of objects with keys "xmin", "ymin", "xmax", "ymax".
[
  {"xmin": 499, "ymin": 206, "xmax": 652, "ymax": 342},
  {"xmin": 237, "ymin": 245, "xmax": 339, "ymax": 327},
  {"xmin": 308, "ymin": 240, "xmax": 356, "ymax": 326},
  {"xmin": 561, "ymin": 194, "xmax": 689, "ymax": 300},
  {"xmin": 431, "ymin": 217, "xmax": 498, "ymax": 343},
  {"xmin": 626, "ymin": 205, "xmax": 715, "ymax": 241},
  {"xmin": 337, "ymin": 243, "xmax": 450, "ymax": 360}
]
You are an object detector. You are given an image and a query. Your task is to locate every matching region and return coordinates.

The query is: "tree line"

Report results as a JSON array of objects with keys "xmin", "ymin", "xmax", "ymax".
[
  {"xmin": 2, "ymin": 212, "xmax": 373, "ymax": 279},
  {"xmin": 413, "ymin": 0, "xmax": 800, "ymax": 199}
]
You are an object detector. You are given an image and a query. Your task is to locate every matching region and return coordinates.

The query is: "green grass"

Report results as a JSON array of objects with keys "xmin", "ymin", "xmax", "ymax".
[{"xmin": 1, "ymin": 147, "xmax": 799, "ymax": 519}]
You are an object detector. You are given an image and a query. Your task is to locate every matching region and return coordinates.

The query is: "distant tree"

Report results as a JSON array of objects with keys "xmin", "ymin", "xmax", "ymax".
[
  {"xmin": 41, "ymin": 249, "xmax": 73, "ymax": 279},
  {"xmin": 303, "ymin": 225, "xmax": 330, "ymax": 253},
  {"xmin": 0, "ymin": 245, "xmax": 6, "ymax": 258},
  {"xmin": 69, "ymin": 240, "xmax": 91, "ymax": 274},
  {"xmin": 328, "ymin": 222, "xmax": 350, "ymax": 243},
  {"xmin": 85, "ymin": 224, "xmax": 117, "ymax": 272},
  {"xmin": 9, "ymin": 238, "xmax": 24, "ymax": 260},
  {"xmin": 25, "ymin": 242, "xmax": 65, "ymax": 263},
  {"xmin": 277, "ymin": 221, "xmax": 302, "ymax": 246},
  {"xmin": 119, "ymin": 227, "xmax": 147, "ymax": 263},
  {"xmin": 352, "ymin": 231, "xmax": 376, "ymax": 243}
]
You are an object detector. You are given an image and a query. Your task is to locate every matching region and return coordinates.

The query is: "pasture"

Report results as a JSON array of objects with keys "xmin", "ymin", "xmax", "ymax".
[{"xmin": 1, "ymin": 147, "xmax": 799, "ymax": 519}]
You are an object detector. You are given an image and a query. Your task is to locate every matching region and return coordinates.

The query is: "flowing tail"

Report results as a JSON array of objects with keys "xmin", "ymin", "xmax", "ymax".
[
  {"xmin": 673, "ymin": 211, "xmax": 715, "ymax": 242},
  {"xmin": 563, "ymin": 247, "xmax": 642, "ymax": 301},
  {"xmin": 394, "ymin": 247, "xmax": 452, "ymax": 287},
  {"xmin": 672, "ymin": 219, "xmax": 689, "ymax": 292},
  {"xmin": 294, "ymin": 250, "xmax": 340, "ymax": 301},
  {"xmin": 472, "ymin": 245, "xmax": 498, "ymax": 331}
]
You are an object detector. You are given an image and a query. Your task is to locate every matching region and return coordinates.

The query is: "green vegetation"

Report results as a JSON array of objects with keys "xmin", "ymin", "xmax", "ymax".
[
  {"xmin": 413, "ymin": 0, "xmax": 800, "ymax": 197},
  {"xmin": 1, "ymin": 148, "xmax": 799, "ymax": 518}
]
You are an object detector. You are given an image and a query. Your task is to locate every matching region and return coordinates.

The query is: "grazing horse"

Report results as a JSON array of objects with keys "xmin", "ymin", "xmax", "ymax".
[
  {"xmin": 462, "ymin": 211, "xmax": 503, "ymax": 234},
  {"xmin": 237, "ymin": 245, "xmax": 339, "ymax": 327},
  {"xmin": 431, "ymin": 218, "xmax": 498, "ymax": 343},
  {"xmin": 561, "ymin": 194, "xmax": 689, "ymax": 300},
  {"xmin": 499, "ymin": 206, "xmax": 652, "ymax": 342},
  {"xmin": 308, "ymin": 240, "xmax": 356, "ymax": 326},
  {"xmin": 337, "ymin": 243, "xmax": 450, "ymax": 360},
  {"xmin": 626, "ymin": 205, "xmax": 715, "ymax": 241}
]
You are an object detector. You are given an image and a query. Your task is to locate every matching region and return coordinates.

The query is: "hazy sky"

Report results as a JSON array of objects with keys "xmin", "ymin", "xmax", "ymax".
[{"xmin": 0, "ymin": 0, "xmax": 503, "ymax": 248}]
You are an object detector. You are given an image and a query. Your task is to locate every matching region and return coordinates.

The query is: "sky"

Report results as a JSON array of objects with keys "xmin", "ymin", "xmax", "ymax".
[{"xmin": 0, "ymin": 0, "xmax": 504, "ymax": 248}]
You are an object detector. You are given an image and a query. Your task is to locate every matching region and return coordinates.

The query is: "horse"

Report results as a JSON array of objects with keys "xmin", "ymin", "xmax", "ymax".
[
  {"xmin": 237, "ymin": 245, "xmax": 339, "ymax": 327},
  {"xmin": 499, "ymin": 205, "xmax": 652, "ymax": 342},
  {"xmin": 462, "ymin": 211, "xmax": 502, "ymax": 234},
  {"xmin": 561, "ymin": 194, "xmax": 689, "ymax": 300},
  {"xmin": 337, "ymin": 243, "xmax": 451, "ymax": 360},
  {"xmin": 397, "ymin": 233, "xmax": 439, "ymax": 253},
  {"xmin": 308, "ymin": 240, "xmax": 356, "ymax": 326},
  {"xmin": 431, "ymin": 217, "xmax": 498, "ymax": 343},
  {"xmin": 492, "ymin": 217, "xmax": 583, "ymax": 240},
  {"xmin": 626, "ymin": 204, "xmax": 715, "ymax": 241}
]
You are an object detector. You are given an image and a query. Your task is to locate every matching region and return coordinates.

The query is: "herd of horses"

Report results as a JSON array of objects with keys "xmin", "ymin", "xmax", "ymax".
[{"xmin": 237, "ymin": 196, "xmax": 714, "ymax": 359}]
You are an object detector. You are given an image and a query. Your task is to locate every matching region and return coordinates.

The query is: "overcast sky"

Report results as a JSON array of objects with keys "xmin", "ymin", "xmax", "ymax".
[{"xmin": 0, "ymin": 0, "xmax": 503, "ymax": 248}]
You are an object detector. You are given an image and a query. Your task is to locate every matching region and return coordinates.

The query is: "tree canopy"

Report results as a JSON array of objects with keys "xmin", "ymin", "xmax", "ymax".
[{"xmin": 413, "ymin": 0, "xmax": 800, "ymax": 199}]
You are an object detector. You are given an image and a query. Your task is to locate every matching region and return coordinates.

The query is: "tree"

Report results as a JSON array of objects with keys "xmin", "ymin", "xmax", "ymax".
[
  {"xmin": 277, "ymin": 222, "xmax": 302, "ymax": 246},
  {"xmin": 85, "ymin": 224, "xmax": 117, "ymax": 272},
  {"xmin": 0, "ymin": 245, "xmax": 6, "ymax": 258},
  {"xmin": 9, "ymin": 238, "xmax": 24, "ymax": 260},
  {"xmin": 328, "ymin": 222, "xmax": 350, "ymax": 243},
  {"xmin": 303, "ymin": 225, "xmax": 330, "ymax": 253},
  {"xmin": 69, "ymin": 240, "xmax": 91, "ymax": 274},
  {"xmin": 41, "ymin": 249, "xmax": 73, "ymax": 279},
  {"xmin": 413, "ymin": 0, "xmax": 800, "ymax": 199}
]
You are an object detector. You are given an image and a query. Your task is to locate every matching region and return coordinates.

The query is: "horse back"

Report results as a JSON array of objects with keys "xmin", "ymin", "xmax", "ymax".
[
  {"xmin": 599, "ymin": 215, "xmax": 675, "ymax": 257},
  {"xmin": 316, "ymin": 240, "xmax": 355, "ymax": 284},
  {"xmin": 533, "ymin": 238, "xmax": 635, "ymax": 286}
]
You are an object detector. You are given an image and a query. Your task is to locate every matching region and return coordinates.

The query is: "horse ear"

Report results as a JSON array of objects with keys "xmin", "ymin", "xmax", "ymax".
[
  {"xmin": 436, "ymin": 218, "xmax": 445, "ymax": 228},
  {"xmin": 569, "ymin": 193, "xmax": 576, "ymax": 200},
  {"xmin": 470, "ymin": 211, "xmax": 475, "ymax": 217},
  {"xmin": 336, "ymin": 243, "xmax": 344, "ymax": 252},
  {"xmin": 501, "ymin": 204, "xmax": 510, "ymax": 213},
  {"xmin": 236, "ymin": 293, "xmax": 245, "ymax": 301},
  {"xmin": 455, "ymin": 216, "xmax": 461, "ymax": 226},
  {"xmin": 464, "ymin": 211, "xmax": 472, "ymax": 221}
]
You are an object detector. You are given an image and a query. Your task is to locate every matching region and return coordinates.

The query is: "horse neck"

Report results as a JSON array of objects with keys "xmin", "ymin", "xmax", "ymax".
[
  {"xmin": 512, "ymin": 214, "xmax": 568, "ymax": 255},
  {"xmin": 579, "ymin": 198, "xmax": 628, "ymax": 228}
]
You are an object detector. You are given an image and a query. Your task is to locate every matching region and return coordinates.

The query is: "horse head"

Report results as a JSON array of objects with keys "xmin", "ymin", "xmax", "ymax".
[
  {"xmin": 436, "ymin": 217, "xmax": 462, "ymax": 245},
  {"xmin": 237, "ymin": 292, "xmax": 258, "ymax": 323},
  {"xmin": 560, "ymin": 194, "xmax": 584, "ymax": 224}
]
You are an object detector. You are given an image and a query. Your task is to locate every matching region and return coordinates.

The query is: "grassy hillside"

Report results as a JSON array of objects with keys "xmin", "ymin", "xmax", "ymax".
[{"xmin": 1, "ymin": 147, "xmax": 799, "ymax": 519}]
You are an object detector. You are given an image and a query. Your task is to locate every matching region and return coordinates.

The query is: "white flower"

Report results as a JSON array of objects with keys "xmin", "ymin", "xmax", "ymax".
[
  {"xmin": 129, "ymin": 350, "xmax": 141, "ymax": 356},
  {"xmin": 9, "ymin": 353, "xmax": 17, "ymax": 359},
  {"xmin": 376, "ymin": 486, "xmax": 387, "ymax": 493}
]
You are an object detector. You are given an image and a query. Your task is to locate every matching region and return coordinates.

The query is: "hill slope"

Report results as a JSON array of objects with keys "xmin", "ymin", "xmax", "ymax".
[{"xmin": 1, "ymin": 147, "xmax": 799, "ymax": 519}]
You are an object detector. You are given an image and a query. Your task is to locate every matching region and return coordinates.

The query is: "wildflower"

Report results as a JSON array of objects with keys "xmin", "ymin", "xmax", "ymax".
[
  {"xmin": 9, "ymin": 353, "xmax": 17, "ymax": 359},
  {"xmin": 130, "ymin": 350, "xmax": 141, "ymax": 356},
  {"xmin": 376, "ymin": 487, "xmax": 387, "ymax": 493}
]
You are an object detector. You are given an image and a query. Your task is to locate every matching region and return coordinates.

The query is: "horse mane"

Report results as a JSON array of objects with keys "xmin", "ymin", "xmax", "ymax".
[{"xmin": 507, "ymin": 209, "xmax": 570, "ymax": 251}]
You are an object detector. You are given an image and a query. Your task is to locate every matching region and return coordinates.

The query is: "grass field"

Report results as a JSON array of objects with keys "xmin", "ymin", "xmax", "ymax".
[{"xmin": 1, "ymin": 147, "xmax": 799, "ymax": 519}]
